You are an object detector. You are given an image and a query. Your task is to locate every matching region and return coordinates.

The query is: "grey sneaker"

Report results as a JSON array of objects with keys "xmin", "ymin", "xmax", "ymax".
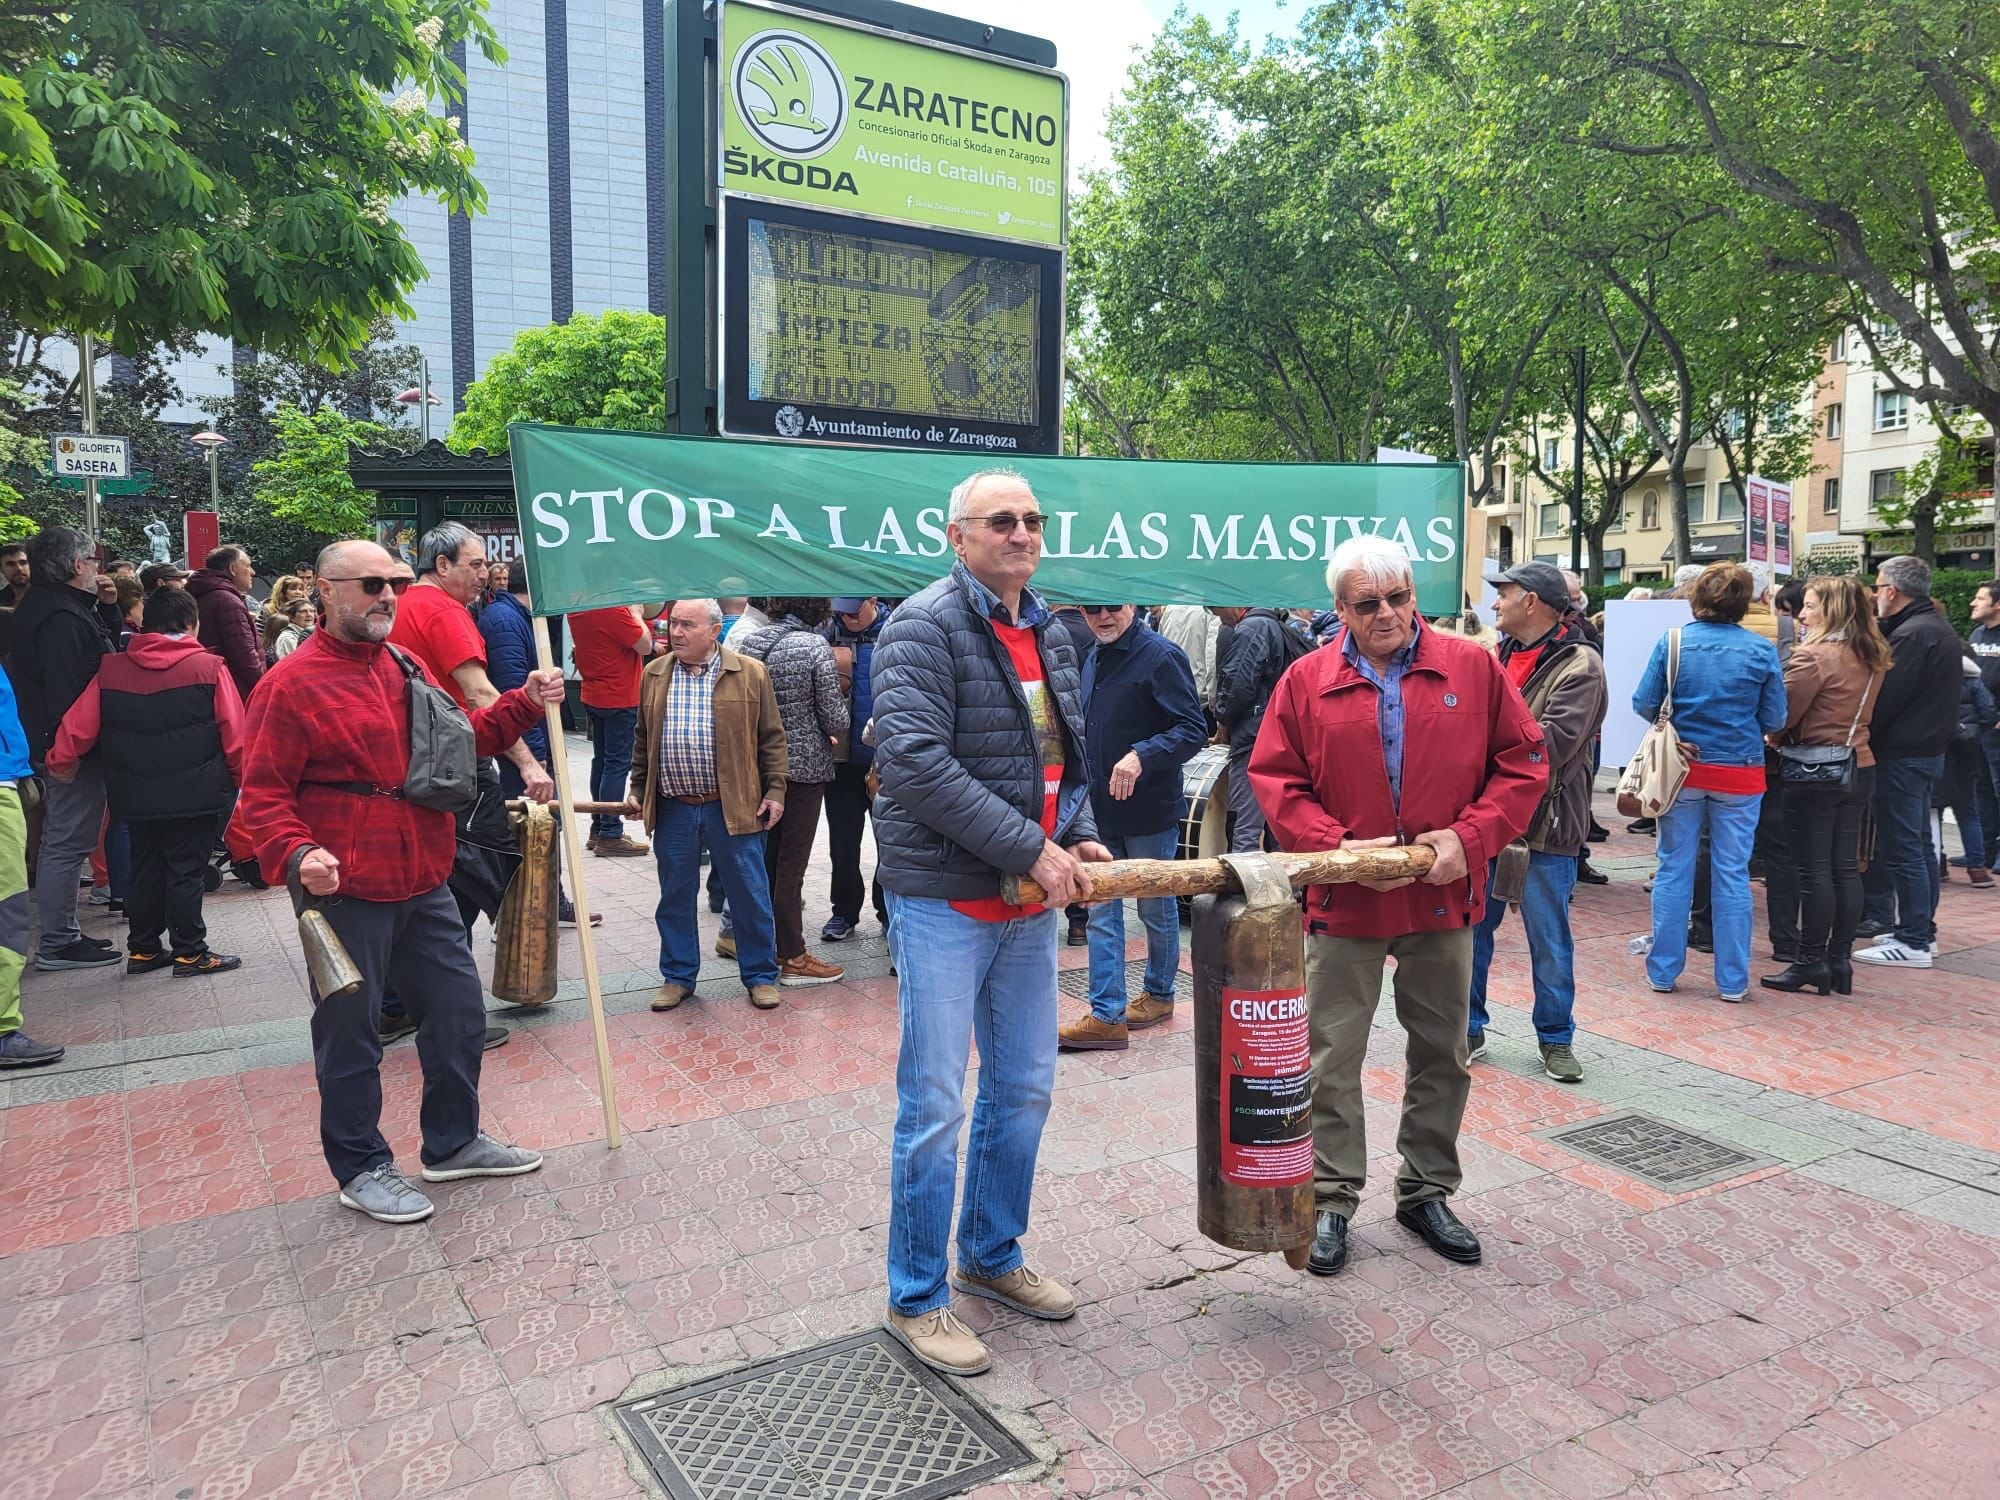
[
  {"xmin": 420, "ymin": 1131, "xmax": 544, "ymax": 1183},
  {"xmin": 33, "ymin": 939, "xmax": 121, "ymax": 971},
  {"xmin": 1539, "ymin": 1042, "xmax": 1583, "ymax": 1083},
  {"xmin": 0, "ymin": 1031, "xmax": 66, "ymax": 1068},
  {"xmin": 1466, "ymin": 1030, "xmax": 1487, "ymax": 1062},
  {"xmin": 338, "ymin": 1163, "xmax": 434, "ymax": 1224}
]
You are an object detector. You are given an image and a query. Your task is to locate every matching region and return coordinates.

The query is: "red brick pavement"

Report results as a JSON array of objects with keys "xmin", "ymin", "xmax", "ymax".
[{"xmin": 3, "ymin": 785, "xmax": 1999, "ymax": 1497}]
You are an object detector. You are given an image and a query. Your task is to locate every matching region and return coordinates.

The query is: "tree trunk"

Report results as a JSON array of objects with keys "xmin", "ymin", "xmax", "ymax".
[
  {"xmin": 1670, "ymin": 473, "xmax": 1693, "ymax": 575},
  {"xmin": 1913, "ymin": 488, "xmax": 1940, "ymax": 567}
]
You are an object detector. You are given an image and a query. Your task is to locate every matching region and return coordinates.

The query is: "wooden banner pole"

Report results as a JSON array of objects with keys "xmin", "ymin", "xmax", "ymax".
[{"xmin": 530, "ymin": 617, "xmax": 623, "ymax": 1149}]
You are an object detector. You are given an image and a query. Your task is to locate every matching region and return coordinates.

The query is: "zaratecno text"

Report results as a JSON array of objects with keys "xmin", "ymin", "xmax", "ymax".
[{"xmin": 524, "ymin": 490, "xmax": 1461, "ymax": 564}]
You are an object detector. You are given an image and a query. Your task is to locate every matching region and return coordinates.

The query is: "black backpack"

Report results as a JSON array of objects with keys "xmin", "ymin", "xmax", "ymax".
[{"xmin": 385, "ymin": 645, "xmax": 479, "ymax": 812}]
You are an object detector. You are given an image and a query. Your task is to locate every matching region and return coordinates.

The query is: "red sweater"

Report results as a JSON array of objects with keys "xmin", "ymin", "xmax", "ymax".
[{"xmin": 235, "ymin": 628, "xmax": 543, "ymax": 901}]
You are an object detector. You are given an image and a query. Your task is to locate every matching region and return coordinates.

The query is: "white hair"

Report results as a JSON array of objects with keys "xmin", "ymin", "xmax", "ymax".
[
  {"xmin": 1745, "ymin": 561, "xmax": 1772, "ymax": 600},
  {"xmin": 1673, "ymin": 564, "xmax": 1704, "ymax": 589},
  {"xmin": 1325, "ymin": 534, "xmax": 1415, "ymax": 604},
  {"xmin": 947, "ymin": 467, "xmax": 1030, "ymax": 524},
  {"xmin": 676, "ymin": 597, "xmax": 723, "ymax": 625},
  {"xmin": 1626, "ymin": 586, "xmax": 1654, "ymax": 600}
]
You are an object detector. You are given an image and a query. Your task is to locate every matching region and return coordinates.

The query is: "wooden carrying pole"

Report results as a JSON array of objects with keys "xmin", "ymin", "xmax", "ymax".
[
  {"xmin": 507, "ymin": 799, "xmax": 633, "ymax": 816},
  {"xmin": 530, "ymin": 618, "xmax": 623, "ymax": 1148},
  {"xmin": 1001, "ymin": 845, "xmax": 1438, "ymax": 907}
]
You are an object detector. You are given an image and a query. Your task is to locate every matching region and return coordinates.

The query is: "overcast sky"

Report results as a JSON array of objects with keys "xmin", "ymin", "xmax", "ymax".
[{"xmin": 917, "ymin": 0, "xmax": 1304, "ymax": 177}]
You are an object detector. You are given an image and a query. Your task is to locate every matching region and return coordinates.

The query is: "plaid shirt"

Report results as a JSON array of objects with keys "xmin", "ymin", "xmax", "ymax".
[{"xmin": 659, "ymin": 648, "xmax": 721, "ymax": 799}]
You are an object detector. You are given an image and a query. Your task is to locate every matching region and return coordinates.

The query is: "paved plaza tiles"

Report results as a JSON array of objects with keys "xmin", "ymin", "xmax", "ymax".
[{"xmin": 3, "ymin": 762, "xmax": 1999, "ymax": 1498}]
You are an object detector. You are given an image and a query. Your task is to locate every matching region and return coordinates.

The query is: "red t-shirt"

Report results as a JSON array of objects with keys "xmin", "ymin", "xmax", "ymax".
[
  {"xmin": 569, "ymin": 606, "xmax": 650, "ymax": 708},
  {"xmin": 387, "ymin": 583, "xmax": 485, "ymax": 712},
  {"xmin": 953, "ymin": 622, "xmax": 1065, "ymax": 923}
]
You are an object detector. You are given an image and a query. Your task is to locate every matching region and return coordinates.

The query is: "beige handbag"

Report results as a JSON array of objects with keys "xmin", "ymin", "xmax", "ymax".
[{"xmin": 1616, "ymin": 628, "xmax": 1693, "ymax": 820}]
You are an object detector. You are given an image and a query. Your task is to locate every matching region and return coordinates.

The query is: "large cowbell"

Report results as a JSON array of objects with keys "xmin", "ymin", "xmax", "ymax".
[{"xmin": 1191, "ymin": 853, "xmax": 1314, "ymax": 1268}]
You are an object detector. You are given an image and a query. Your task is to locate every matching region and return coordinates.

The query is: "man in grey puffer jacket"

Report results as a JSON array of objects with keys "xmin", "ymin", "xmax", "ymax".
[{"xmin": 872, "ymin": 467, "xmax": 1111, "ymax": 1378}]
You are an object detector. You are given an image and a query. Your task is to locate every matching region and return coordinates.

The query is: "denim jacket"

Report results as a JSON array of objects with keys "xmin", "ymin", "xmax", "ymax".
[{"xmin": 1632, "ymin": 620, "xmax": 1786, "ymax": 767}]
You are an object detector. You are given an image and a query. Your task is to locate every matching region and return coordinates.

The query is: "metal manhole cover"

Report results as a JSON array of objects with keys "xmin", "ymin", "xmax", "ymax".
[
  {"xmin": 614, "ymin": 1329, "xmax": 1033, "ymax": 1500},
  {"xmin": 1538, "ymin": 1111, "xmax": 1775, "ymax": 1192},
  {"xmin": 1058, "ymin": 958, "xmax": 1192, "ymax": 1000}
]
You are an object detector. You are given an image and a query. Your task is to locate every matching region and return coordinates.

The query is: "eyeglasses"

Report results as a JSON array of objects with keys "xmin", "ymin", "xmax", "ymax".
[
  {"xmin": 969, "ymin": 512, "xmax": 1047, "ymax": 535},
  {"xmin": 1080, "ymin": 604, "xmax": 1124, "ymax": 616},
  {"xmin": 322, "ymin": 576, "xmax": 399, "ymax": 595},
  {"xmin": 1342, "ymin": 588, "xmax": 1414, "ymax": 617}
]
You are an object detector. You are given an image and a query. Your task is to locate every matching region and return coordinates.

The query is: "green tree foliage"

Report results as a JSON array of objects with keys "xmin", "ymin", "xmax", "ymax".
[
  {"xmin": 0, "ymin": 1, "xmax": 500, "ymax": 363},
  {"xmin": 448, "ymin": 312, "xmax": 668, "ymax": 453},
  {"xmin": 250, "ymin": 405, "xmax": 395, "ymax": 539}
]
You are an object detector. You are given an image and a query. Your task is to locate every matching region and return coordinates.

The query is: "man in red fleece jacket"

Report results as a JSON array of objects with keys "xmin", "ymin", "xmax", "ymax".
[
  {"xmin": 236, "ymin": 540, "xmax": 566, "ymax": 1225},
  {"xmin": 50, "ymin": 586, "xmax": 245, "ymax": 976},
  {"xmin": 1250, "ymin": 535, "xmax": 1546, "ymax": 1280}
]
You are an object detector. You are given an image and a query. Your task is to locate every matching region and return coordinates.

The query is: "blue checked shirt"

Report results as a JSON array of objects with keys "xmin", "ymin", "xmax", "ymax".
[
  {"xmin": 659, "ymin": 649, "xmax": 721, "ymax": 800},
  {"xmin": 1341, "ymin": 617, "xmax": 1423, "ymax": 813}
]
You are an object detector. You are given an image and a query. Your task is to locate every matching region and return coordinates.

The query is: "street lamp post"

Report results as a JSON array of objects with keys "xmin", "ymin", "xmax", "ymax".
[
  {"xmin": 394, "ymin": 356, "xmax": 441, "ymax": 442},
  {"xmin": 190, "ymin": 429, "xmax": 228, "ymax": 505}
]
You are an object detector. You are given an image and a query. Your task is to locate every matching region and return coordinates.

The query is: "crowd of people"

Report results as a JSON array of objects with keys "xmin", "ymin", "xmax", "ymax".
[{"xmin": 0, "ymin": 473, "xmax": 1987, "ymax": 1378}]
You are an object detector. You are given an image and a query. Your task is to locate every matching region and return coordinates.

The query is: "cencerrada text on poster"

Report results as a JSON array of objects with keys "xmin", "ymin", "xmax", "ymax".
[
  {"xmin": 719, "ymin": 0, "xmax": 1067, "ymax": 247},
  {"xmin": 506, "ymin": 424, "xmax": 1465, "ymax": 616}
]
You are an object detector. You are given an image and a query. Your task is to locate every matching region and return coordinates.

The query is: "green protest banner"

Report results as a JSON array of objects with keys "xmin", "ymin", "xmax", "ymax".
[
  {"xmin": 719, "ymin": 0, "xmax": 1066, "ymax": 247},
  {"xmin": 508, "ymin": 424, "xmax": 1466, "ymax": 617}
]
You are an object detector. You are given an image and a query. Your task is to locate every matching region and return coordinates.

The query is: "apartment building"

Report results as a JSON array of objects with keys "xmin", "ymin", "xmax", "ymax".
[{"xmin": 1808, "ymin": 328, "xmax": 1997, "ymax": 576}]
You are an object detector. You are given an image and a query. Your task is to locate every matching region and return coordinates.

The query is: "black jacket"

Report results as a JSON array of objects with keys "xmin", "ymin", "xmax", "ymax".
[
  {"xmin": 5, "ymin": 583, "xmax": 114, "ymax": 764},
  {"xmin": 1080, "ymin": 619, "xmax": 1208, "ymax": 839},
  {"xmin": 871, "ymin": 564, "xmax": 1098, "ymax": 901},
  {"xmin": 1872, "ymin": 599, "xmax": 1964, "ymax": 760},
  {"xmin": 1214, "ymin": 608, "xmax": 1298, "ymax": 755}
]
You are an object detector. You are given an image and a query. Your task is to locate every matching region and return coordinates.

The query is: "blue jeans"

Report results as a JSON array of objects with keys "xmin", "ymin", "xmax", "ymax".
[
  {"xmin": 585, "ymin": 705, "xmax": 638, "ymax": 840},
  {"xmin": 1861, "ymin": 755, "xmax": 1944, "ymax": 949},
  {"xmin": 1086, "ymin": 826, "xmax": 1181, "ymax": 1022},
  {"xmin": 1976, "ymin": 730, "xmax": 2000, "ymax": 867},
  {"xmin": 1469, "ymin": 852, "xmax": 1578, "ymax": 1044},
  {"xmin": 885, "ymin": 893, "xmax": 1057, "ymax": 1317},
  {"xmin": 652, "ymin": 799, "xmax": 776, "ymax": 988},
  {"xmin": 1650, "ymin": 787, "xmax": 1761, "ymax": 996}
]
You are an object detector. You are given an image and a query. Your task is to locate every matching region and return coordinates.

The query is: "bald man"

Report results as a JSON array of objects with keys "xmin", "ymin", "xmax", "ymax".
[{"xmin": 235, "ymin": 541, "xmax": 567, "ymax": 1225}]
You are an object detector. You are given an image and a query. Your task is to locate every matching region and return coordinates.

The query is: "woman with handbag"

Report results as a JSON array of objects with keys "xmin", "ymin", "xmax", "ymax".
[
  {"xmin": 1763, "ymin": 575, "xmax": 1890, "ymax": 995},
  {"xmin": 1634, "ymin": 564, "xmax": 1787, "ymax": 1002}
]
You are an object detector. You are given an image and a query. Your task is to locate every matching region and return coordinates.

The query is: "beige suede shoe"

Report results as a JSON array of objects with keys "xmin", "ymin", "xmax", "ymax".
[
  {"xmin": 1125, "ymin": 993, "xmax": 1176, "ymax": 1029},
  {"xmin": 649, "ymin": 983, "xmax": 691, "ymax": 1012},
  {"xmin": 884, "ymin": 1306, "xmax": 990, "ymax": 1375},
  {"xmin": 951, "ymin": 1264, "xmax": 1076, "ymax": 1321}
]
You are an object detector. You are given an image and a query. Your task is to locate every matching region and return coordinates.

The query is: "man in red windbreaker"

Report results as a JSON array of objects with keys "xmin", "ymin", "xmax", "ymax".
[
  {"xmin": 237, "ymin": 540, "xmax": 567, "ymax": 1226},
  {"xmin": 1249, "ymin": 534, "xmax": 1546, "ymax": 1280}
]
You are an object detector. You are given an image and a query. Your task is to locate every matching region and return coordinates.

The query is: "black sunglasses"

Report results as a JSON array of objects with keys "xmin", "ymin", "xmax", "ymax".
[
  {"xmin": 323, "ymin": 576, "xmax": 403, "ymax": 596},
  {"xmin": 1342, "ymin": 588, "xmax": 1415, "ymax": 617},
  {"xmin": 1080, "ymin": 604, "xmax": 1125, "ymax": 616},
  {"xmin": 971, "ymin": 511, "xmax": 1047, "ymax": 534}
]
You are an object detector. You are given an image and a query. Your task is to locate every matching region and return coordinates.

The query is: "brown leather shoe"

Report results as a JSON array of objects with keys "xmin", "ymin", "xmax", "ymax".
[
  {"xmin": 593, "ymin": 835, "xmax": 650, "ymax": 858},
  {"xmin": 747, "ymin": 983, "xmax": 782, "ymax": 1010},
  {"xmin": 715, "ymin": 933, "xmax": 736, "ymax": 959},
  {"xmin": 1057, "ymin": 1014, "xmax": 1128, "ymax": 1051},
  {"xmin": 951, "ymin": 1264, "xmax": 1076, "ymax": 1321},
  {"xmin": 884, "ymin": 1306, "xmax": 989, "ymax": 1375},
  {"xmin": 1125, "ymin": 992, "xmax": 1176, "ymax": 1029},
  {"xmin": 650, "ymin": 983, "xmax": 691, "ymax": 1012},
  {"xmin": 780, "ymin": 952, "xmax": 844, "ymax": 987}
]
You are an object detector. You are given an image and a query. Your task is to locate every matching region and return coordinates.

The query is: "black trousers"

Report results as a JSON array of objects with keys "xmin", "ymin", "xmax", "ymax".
[
  {"xmin": 823, "ymin": 760, "xmax": 885, "ymax": 925},
  {"xmin": 309, "ymin": 883, "xmax": 486, "ymax": 1184},
  {"xmin": 126, "ymin": 815, "xmax": 216, "ymax": 958},
  {"xmin": 1784, "ymin": 767, "xmax": 1873, "ymax": 964},
  {"xmin": 764, "ymin": 780, "xmax": 826, "ymax": 961},
  {"xmin": 1757, "ymin": 780, "xmax": 1799, "ymax": 953}
]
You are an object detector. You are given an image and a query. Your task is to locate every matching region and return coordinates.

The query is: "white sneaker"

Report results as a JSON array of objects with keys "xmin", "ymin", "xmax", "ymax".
[{"xmin": 1853, "ymin": 941, "xmax": 1933, "ymax": 969}]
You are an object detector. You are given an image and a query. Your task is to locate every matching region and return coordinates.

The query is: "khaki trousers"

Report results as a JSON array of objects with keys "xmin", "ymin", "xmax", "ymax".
[{"xmin": 1306, "ymin": 926, "xmax": 1474, "ymax": 1217}]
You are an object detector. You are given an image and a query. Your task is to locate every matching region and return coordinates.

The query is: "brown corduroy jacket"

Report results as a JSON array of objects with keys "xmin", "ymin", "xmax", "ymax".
[{"xmin": 630, "ymin": 647, "xmax": 788, "ymax": 836}]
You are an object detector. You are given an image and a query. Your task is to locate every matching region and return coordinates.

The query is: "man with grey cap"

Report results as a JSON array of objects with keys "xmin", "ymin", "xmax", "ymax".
[{"xmin": 1468, "ymin": 561, "xmax": 1607, "ymax": 1082}]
